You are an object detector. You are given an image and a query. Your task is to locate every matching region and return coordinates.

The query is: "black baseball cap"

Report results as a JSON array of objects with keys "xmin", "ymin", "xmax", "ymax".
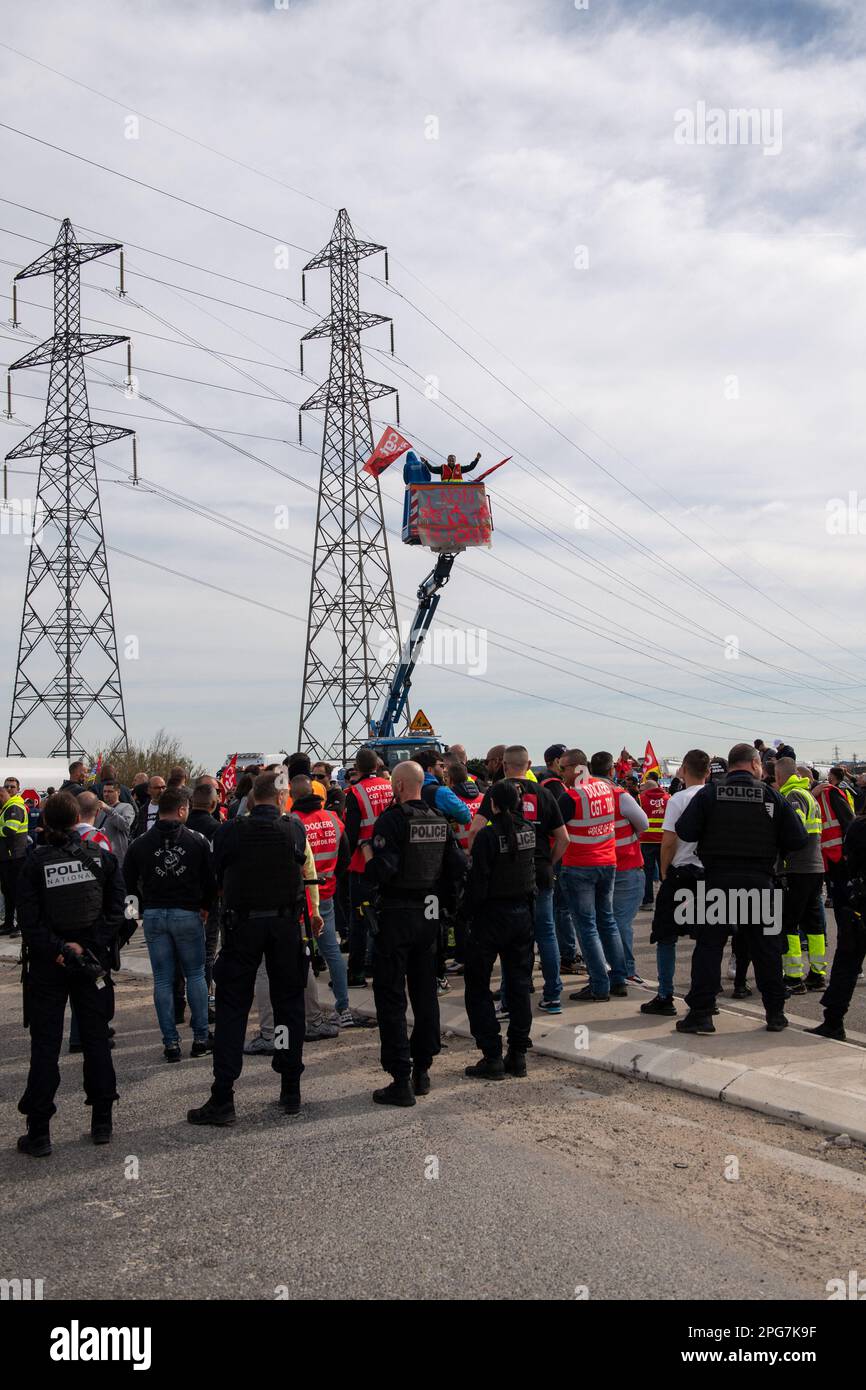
[{"xmin": 544, "ymin": 743, "xmax": 567, "ymax": 764}]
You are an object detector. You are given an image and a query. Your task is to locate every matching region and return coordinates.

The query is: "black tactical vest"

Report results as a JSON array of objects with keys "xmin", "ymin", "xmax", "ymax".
[
  {"xmin": 487, "ymin": 818, "xmax": 537, "ymax": 898},
  {"xmin": 222, "ymin": 814, "xmax": 304, "ymax": 913},
  {"xmin": 39, "ymin": 839, "xmax": 105, "ymax": 937},
  {"xmin": 698, "ymin": 777, "xmax": 778, "ymax": 870},
  {"xmin": 391, "ymin": 803, "xmax": 448, "ymax": 892}
]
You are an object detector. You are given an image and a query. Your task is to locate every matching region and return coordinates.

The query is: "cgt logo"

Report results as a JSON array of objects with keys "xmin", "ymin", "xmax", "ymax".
[{"xmin": 50, "ymin": 1321, "xmax": 152, "ymax": 1370}]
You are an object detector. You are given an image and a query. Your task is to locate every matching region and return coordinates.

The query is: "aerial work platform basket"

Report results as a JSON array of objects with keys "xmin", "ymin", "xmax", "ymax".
[{"xmin": 403, "ymin": 481, "xmax": 494, "ymax": 551}]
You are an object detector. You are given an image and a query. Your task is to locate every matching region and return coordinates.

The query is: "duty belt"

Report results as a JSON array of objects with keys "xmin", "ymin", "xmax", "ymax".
[{"xmin": 244, "ymin": 906, "xmax": 292, "ymax": 919}]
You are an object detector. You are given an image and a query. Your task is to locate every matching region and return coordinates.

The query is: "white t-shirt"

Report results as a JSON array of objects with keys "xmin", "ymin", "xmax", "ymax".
[
  {"xmin": 146, "ymin": 802, "xmax": 160, "ymax": 830},
  {"xmin": 663, "ymin": 784, "xmax": 704, "ymax": 870}
]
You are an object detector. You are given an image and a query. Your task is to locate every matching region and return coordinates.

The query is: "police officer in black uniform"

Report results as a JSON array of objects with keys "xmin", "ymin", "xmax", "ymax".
[
  {"xmin": 674, "ymin": 742, "xmax": 807, "ymax": 1035},
  {"xmin": 16, "ymin": 792, "xmax": 126, "ymax": 1156},
  {"xmin": 463, "ymin": 780, "xmax": 537, "ymax": 1079},
  {"xmin": 188, "ymin": 771, "xmax": 309, "ymax": 1126},
  {"xmin": 362, "ymin": 760, "xmax": 467, "ymax": 1107}
]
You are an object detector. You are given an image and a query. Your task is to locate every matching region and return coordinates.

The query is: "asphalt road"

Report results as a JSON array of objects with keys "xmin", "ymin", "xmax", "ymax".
[{"xmin": 1, "ymin": 961, "xmax": 864, "ymax": 1301}]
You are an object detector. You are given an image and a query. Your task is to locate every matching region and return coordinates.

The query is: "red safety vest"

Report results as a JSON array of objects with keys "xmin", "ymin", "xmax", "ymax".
[
  {"xmin": 76, "ymin": 824, "xmax": 112, "ymax": 852},
  {"xmin": 562, "ymin": 779, "xmax": 616, "ymax": 867},
  {"xmin": 441, "ymin": 461, "xmax": 463, "ymax": 480},
  {"xmin": 452, "ymin": 789, "xmax": 483, "ymax": 850},
  {"xmin": 347, "ymin": 776, "xmax": 393, "ymax": 872},
  {"xmin": 638, "ymin": 787, "xmax": 669, "ymax": 844},
  {"xmin": 814, "ymin": 784, "xmax": 851, "ymax": 864},
  {"xmin": 610, "ymin": 785, "xmax": 644, "ymax": 871},
  {"xmin": 293, "ymin": 806, "xmax": 343, "ymax": 901}
]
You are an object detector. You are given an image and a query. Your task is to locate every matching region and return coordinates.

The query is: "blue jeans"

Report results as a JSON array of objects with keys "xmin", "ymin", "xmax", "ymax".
[
  {"xmin": 143, "ymin": 908, "xmax": 209, "ymax": 1045},
  {"xmin": 612, "ymin": 867, "xmax": 644, "ymax": 976},
  {"xmin": 641, "ymin": 844, "xmax": 661, "ymax": 905},
  {"xmin": 317, "ymin": 897, "xmax": 349, "ymax": 1013},
  {"xmin": 656, "ymin": 940, "xmax": 676, "ymax": 998},
  {"xmin": 533, "ymin": 886, "xmax": 562, "ymax": 1001},
  {"xmin": 553, "ymin": 866, "xmax": 578, "ymax": 960},
  {"xmin": 560, "ymin": 865, "xmax": 625, "ymax": 996}
]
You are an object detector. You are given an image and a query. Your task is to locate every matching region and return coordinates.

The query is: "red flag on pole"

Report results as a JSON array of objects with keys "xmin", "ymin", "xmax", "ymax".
[
  {"xmin": 474, "ymin": 456, "xmax": 512, "ymax": 483},
  {"xmin": 641, "ymin": 741, "xmax": 661, "ymax": 781},
  {"xmin": 362, "ymin": 427, "xmax": 413, "ymax": 478},
  {"xmin": 222, "ymin": 754, "xmax": 238, "ymax": 794}
]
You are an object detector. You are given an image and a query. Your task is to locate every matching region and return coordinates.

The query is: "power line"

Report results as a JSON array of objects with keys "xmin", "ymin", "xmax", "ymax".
[
  {"xmin": 0, "ymin": 42, "xmax": 336, "ymax": 213},
  {"xmin": 0, "ymin": 121, "xmax": 311, "ymax": 253},
  {"xmin": 7, "ymin": 454, "xmax": 860, "ymax": 737}
]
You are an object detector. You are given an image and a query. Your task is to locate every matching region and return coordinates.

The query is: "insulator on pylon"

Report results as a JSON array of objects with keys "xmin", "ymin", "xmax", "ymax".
[
  {"xmin": 298, "ymin": 413, "xmax": 303, "ymax": 446},
  {"xmin": 395, "ymin": 392, "xmax": 401, "ymax": 425},
  {"xmin": 5, "ymin": 372, "xmax": 12, "ymax": 419},
  {"xmin": 132, "ymin": 435, "xmax": 138, "ymax": 486},
  {"xmin": 301, "ymin": 272, "xmax": 306, "ymax": 305},
  {"xmin": 11, "ymin": 281, "xmax": 19, "ymax": 328},
  {"xmin": 3, "ymin": 461, "xmax": 7, "ymax": 501},
  {"xmin": 384, "ymin": 251, "xmax": 390, "ymax": 283},
  {"xmin": 390, "ymin": 323, "xmax": 395, "ymax": 356},
  {"xmin": 300, "ymin": 342, "xmax": 305, "ymax": 376}
]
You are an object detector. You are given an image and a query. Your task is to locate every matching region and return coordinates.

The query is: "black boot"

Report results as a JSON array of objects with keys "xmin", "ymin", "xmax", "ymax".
[
  {"xmin": 465, "ymin": 1055, "xmax": 506, "ymax": 1081},
  {"xmin": 808, "ymin": 1018, "xmax": 846, "ymax": 1041},
  {"xmin": 17, "ymin": 1118, "xmax": 51, "ymax": 1158},
  {"xmin": 91, "ymin": 1102, "xmax": 113, "ymax": 1146},
  {"xmin": 411, "ymin": 1065, "xmax": 431, "ymax": 1096},
  {"xmin": 187, "ymin": 1096, "xmax": 236, "ymax": 1126},
  {"xmin": 279, "ymin": 1078, "xmax": 301, "ymax": 1115},
  {"xmin": 372, "ymin": 1077, "xmax": 416, "ymax": 1107},
  {"xmin": 675, "ymin": 1011, "xmax": 715, "ymax": 1035},
  {"xmin": 503, "ymin": 1048, "xmax": 527, "ymax": 1077}
]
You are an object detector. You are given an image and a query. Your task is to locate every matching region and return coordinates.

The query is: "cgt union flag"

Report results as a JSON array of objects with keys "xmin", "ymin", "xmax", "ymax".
[
  {"xmin": 641, "ymin": 741, "xmax": 661, "ymax": 781},
  {"xmin": 362, "ymin": 427, "xmax": 413, "ymax": 478},
  {"xmin": 222, "ymin": 753, "xmax": 238, "ymax": 794}
]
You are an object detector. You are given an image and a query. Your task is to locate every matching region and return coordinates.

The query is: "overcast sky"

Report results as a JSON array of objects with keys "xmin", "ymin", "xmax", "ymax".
[{"xmin": 1, "ymin": 0, "xmax": 865, "ymax": 770}]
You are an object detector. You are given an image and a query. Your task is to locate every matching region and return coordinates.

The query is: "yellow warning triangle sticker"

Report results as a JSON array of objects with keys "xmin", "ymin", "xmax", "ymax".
[{"xmin": 408, "ymin": 708, "xmax": 435, "ymax": 734}]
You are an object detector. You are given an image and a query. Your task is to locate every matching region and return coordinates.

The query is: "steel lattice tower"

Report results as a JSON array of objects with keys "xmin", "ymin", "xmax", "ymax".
[
  {"xmin": 297, "ymin": 209, "xmax": 401, "ymax": 761},
  {"xmin": 5, "ymin": 219, "xmax": 132, "ymax": 758}
]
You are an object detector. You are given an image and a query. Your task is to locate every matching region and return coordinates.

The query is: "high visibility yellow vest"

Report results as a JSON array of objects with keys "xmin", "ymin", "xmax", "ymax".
[{"xmin": 779, "ymin": 776, "xmax": 822, "ymax": 836}]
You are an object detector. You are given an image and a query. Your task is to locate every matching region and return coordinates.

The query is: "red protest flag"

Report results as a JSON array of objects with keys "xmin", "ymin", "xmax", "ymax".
[
  {"xmin": 363, "ymin": 427, "xmax": 413, "ymax": 477},
  {"xmin": 222, "ymin": 753, "xmax": 238, "ymax": 794},
  {"xmin": 474, "ymin": 456, "xmax": 511, "ymax": 483},
  {"xmin": 641, "ymin": 741, "xmax": 661, "ymax": 781}
]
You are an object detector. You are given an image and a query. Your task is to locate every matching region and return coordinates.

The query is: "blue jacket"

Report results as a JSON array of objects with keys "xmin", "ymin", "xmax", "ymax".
[{"xmin": 422, "ymin": 772, "xmax": 472, "ymax": 824}]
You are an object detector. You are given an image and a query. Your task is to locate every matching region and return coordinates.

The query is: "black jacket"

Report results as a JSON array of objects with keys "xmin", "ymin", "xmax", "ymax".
[
  {"xmin": 186, "ymin": 809, "xmax": 221, "ymax": 842},
  {"xmin": 59, "ymin": 780, "xmax": 85, "ymax": 798},
  {"xmin": 123, "ymin": 820, "xmax": 216, "ymax": 912}
]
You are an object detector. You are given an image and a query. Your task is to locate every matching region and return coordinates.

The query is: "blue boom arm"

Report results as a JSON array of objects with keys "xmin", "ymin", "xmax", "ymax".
[{"xmin": 371, "ymin": 552, "xmax": 457, "ymax": 739}]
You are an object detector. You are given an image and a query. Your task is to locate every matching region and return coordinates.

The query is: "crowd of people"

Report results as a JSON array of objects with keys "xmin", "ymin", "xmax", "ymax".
[{"xmin": 4, "ymin": 735, "xmax": 866, "ymax": 1153}]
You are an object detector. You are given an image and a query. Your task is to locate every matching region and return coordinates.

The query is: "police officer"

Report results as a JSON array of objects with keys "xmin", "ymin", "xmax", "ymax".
[
  {"xmin": 0, "ymin": 777, "xmax": 30, "ymax": 937},
  {"xmin": 16, "ymin": 792, "xmax": 125, "ymax": 1156},
  {"xmin": 463, "ymin": 780, "xmax": 537, "ymax": 1080},
  {"xmin": 674, "ymin": 742, "xmax": 807, "ymax": 1035},
  {"xmin": 362, "ymin": 760, "xmax": 467, "ymax": 1106},
  {"xmin": 188, "ymin": 772, "xmax": 309, "ymax": 1126}
]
